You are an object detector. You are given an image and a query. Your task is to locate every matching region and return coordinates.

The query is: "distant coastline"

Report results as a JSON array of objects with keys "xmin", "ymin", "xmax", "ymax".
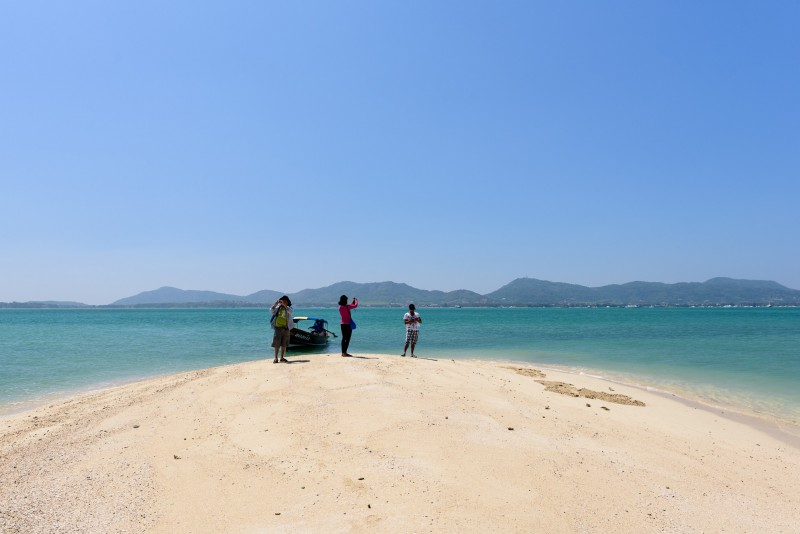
[{"xmin": 2, "ymin": 277, "xmax": 800, "ymax": 308}]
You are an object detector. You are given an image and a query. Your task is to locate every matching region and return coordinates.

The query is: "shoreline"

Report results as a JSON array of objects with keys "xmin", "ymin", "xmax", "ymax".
[
  {"xmin": 2, "ymin": 353, "xmax": 799, "ymax": 532},
  {"xmin": 0, "ymin": 369, "xmax": 186, "ymax": 418}
]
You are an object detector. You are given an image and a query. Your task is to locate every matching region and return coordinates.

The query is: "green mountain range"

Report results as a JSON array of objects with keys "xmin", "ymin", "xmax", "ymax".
[
  {"xmin": 5, "ymin": 277, "xmax": 795, "ymax": 308},
  {"xmin": 485, "ymin": 277, "xmax": 800, "ymax": 307},
  {"xmin": 107, "ymin": 281, "xmax": 489, "ymax": 308},
  {"xmin": 3, "ymin": 278, "xmax": 799, "ymax": 308}
]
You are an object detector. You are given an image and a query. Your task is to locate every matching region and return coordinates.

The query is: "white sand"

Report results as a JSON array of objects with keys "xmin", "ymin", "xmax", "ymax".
[{"xmin": 1, "ymin": 354, "xmax": 799, "ymax": 533}]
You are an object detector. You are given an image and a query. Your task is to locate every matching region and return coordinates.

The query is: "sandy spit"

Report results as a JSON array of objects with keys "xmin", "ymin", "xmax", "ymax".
[{"xmin": 1, "ymin": 354, "xmax": 799, "ymax": 533}]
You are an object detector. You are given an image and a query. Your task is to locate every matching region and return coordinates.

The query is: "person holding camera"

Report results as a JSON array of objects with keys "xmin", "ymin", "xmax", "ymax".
[
  {"xmin": 338, "ymin": 295, "xmax": 358, "ymax": 357},
  {"xmin": 270, "ymin": 295, "xmax": 294, "ymax": 363},
  {"xmin": 402, "ymin": 303, "xmax": 422, "ymax": 358}
]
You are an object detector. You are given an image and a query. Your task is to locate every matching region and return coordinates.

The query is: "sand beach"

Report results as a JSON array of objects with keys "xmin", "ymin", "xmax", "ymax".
[{"xmin": 1, "ymin": 354, "xmax": 799, "ymax": 533}]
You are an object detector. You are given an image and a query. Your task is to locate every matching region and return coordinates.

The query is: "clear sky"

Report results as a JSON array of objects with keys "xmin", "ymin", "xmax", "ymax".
[{"xmin": 2, "ymin": 1, "xmax": 798, "ymax": 304}]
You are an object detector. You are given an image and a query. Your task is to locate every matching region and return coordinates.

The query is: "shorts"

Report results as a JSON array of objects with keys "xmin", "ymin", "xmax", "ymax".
[
  {"xmin": 405, "ymin": 329, "xmax": 419, "ymax": 344},
  {"xmin": 272, "ymin": 327, "xmax": 291, "ymax": 349}
]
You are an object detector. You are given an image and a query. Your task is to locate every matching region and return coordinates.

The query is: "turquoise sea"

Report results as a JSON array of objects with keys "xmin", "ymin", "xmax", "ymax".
[{"xmin": 1, "ymin": 308, "xmax": 799, "ymax": 430}]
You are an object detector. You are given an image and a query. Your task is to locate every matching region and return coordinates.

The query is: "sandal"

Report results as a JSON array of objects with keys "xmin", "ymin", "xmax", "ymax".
[
  {"xmin": 273, "ymin": 359, "xmax": 278, "ymax": 364},
  {"xmin": 280, "ymin": 357, "xmax": 288, "ymax": 363}
]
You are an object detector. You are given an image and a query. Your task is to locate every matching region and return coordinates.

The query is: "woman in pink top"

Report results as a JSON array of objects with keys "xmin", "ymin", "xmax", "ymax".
[{"xmin": 338, "ymin": 295, "xmax": 358, "ymax": 357}]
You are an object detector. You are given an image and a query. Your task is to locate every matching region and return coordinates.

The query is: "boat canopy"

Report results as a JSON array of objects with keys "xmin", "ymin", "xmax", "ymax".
[
  {"xmin": 293, "ymin": 316, "xmax": 326, "ymax": 322},
  {"xmin": 293, "ymin": 317, "xmax": 328, "ymax": 333}
]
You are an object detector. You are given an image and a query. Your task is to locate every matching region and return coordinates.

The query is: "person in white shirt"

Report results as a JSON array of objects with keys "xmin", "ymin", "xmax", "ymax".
[{"xmin": 401, "ymin": 303, "xmax": 422, "ymax": 358}]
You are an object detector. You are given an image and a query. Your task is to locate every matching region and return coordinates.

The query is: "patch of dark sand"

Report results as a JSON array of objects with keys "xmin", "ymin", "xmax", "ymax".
[
  {"xmin": 510, "ymin": 367, "xmax": 644, "ymax": 406},
  {"xmin": 535, "ymin": 380, "xmax": 645, "ymax": 406},
  {"xmin": 508, "ymin": 367, "xmax": 546, "ymax": 379}
]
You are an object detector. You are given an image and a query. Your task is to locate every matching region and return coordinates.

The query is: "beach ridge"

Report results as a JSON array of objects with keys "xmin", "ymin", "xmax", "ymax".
[{"xmin": 2, "ymin": 355, "xmax": 799, "ymax": 532}]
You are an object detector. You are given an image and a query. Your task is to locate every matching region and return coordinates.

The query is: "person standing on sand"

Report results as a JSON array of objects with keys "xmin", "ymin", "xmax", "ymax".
[
  {"xmin": 338, "ymin": 295, "xmax": 358, "ymax": 357},
  {"xmin": 270, "ymin": 296, "xmax": 294, "ymax": 363},
  {"xmin": 401, "ymin": 303, "xmax": 421, "ymax": 357}
]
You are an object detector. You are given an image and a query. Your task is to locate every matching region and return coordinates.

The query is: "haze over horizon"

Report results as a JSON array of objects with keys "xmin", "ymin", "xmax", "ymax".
[{"xmin": 3, "ymin": 2, "xmax": 798, "ymax": 305}]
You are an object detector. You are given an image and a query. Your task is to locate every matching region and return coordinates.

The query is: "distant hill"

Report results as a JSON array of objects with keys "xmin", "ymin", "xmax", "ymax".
[
  {"xmin": 487, "ymin": 278, "xmax": 593, "ymax": 305},
  {"xmin": 486, "ymin": 277, "xmax": 800, "ymax": 306},
  {"xmin": 244, "ymin": 289, "xmax": 285, "ymax": 304},
  {"xmin": 111, "ymin": 287, "xmax": 250, "ymax": 306},
  {"xmin": 4, "ymin": 278, "xmax": 799, "ymax": 308},
  {"xmin": 109, "ymin": 287, "xmax": 288, "ymax": 307},
  {"xmin": 290, "ymin": 281, "xmax": 487, "ymax": 307}
]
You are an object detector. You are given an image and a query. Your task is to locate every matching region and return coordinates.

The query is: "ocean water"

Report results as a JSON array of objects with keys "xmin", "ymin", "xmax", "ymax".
[{"xmin": 1, "ymin": 308, "xmax": 799, "ymax": 428}]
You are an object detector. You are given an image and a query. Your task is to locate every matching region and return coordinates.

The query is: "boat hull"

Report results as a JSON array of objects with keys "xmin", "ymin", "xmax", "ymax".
[{"xmin": 289, "ymin": 328, "xmax": 330, "ymax": 348}]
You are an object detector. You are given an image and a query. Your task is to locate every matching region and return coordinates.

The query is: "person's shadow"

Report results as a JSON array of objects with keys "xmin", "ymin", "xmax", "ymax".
[{"xmin": 283, "ymin": 359, "xmax": 311, "ymax": 364}]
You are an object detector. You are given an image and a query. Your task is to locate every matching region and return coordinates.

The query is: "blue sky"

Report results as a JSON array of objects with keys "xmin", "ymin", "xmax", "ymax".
[{"xmin": 2, "ymin": 1, "xmax": 798, "ymax": 304}]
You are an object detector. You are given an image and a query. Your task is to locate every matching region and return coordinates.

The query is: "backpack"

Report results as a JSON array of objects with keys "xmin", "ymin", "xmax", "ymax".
[{"xmin": 275, "ymin": 306, "xmax": 288, "ymax": 328}]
